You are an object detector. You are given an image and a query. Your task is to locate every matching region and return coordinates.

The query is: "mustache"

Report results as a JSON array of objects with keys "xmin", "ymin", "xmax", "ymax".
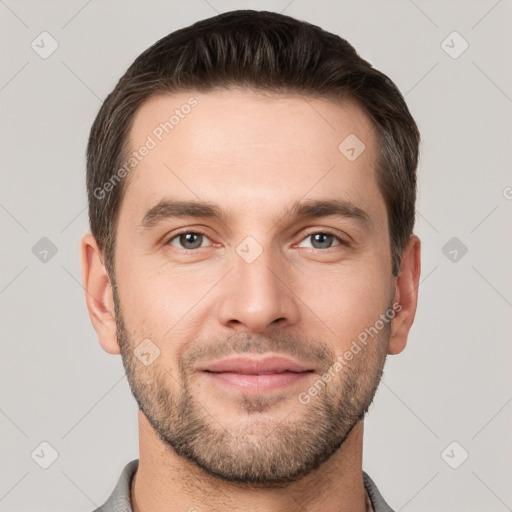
[{"xmin": 179, "ymin": 331, "xmax": 336, "ymax": 375}]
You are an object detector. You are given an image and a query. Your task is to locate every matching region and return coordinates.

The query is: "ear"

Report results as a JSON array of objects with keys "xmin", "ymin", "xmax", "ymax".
[
  {"xmin": 387, "ymin": 234, "xmax": 421, "ymax": 355},
  {"xmin": 80, "ymin": 233, "xmax": 120, "ymax": 355}
]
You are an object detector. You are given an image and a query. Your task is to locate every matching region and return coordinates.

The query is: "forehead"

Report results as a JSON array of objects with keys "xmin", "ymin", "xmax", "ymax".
[{"xmin": 120, "ymin": 88, "xmax": 384, "ymax": 227}]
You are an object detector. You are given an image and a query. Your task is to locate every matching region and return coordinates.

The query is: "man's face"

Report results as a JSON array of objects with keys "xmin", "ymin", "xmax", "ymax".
[{"xmin": 112, "ymin": 88, "xmax": 396, "ymax": 485}]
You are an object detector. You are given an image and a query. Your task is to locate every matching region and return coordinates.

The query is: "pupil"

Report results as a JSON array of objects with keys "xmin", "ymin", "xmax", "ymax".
[
  {"xmin": 313, "ymin": 233, "xmax": 332, "ymax": 249},
  {"xmin": 181, "ymin": 233, "xmax": 202, "ymax": 249}
]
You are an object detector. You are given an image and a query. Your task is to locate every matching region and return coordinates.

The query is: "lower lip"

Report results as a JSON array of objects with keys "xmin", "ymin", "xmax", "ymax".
[{"xmin": 202, "ymin": 371, "xmax": 313, "ymax": 392}]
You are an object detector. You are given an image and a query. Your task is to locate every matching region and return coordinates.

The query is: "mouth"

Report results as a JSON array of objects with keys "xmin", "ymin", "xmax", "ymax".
[{"xmin": 197, "ymin": 355, "xmax": 315, "ymax": 393}]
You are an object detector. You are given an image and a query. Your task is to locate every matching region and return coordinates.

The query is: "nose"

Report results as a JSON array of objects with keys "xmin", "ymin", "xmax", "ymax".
[{"xmin": 216, "ymin": 244, "xmax": 300, "ymax": 333}]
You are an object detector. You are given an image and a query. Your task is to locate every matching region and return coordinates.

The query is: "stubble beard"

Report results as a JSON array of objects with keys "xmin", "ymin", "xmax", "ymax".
[{"xmin": 113, "ymin": 285, "xmax": 390, "ymax": 487}]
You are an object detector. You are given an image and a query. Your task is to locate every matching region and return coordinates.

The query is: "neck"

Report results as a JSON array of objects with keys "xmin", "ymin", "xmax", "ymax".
[{"xmin": 131, "ymin": 411, "xmax": 368, "ymax": 512}]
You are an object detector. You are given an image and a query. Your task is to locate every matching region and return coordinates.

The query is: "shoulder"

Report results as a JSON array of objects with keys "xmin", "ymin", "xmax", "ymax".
[
  {"xmin": 91, "ymin": 459, "xmax": 139, "ymax": 512},
  {"xmin": 363, "ymin": 472, "xmax": 395, "ymax": 512}
]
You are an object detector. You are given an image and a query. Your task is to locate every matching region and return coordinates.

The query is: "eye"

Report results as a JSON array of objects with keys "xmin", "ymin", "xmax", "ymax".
[
  {"xmin": 167, "ymin": 231, "xmax": 212, "ymax": 250},
  {"xmin": 297, "ymin": 231, "xmax": 344, "ymax": 250},
  {"xmin": 165, "ymin": 230, "xmax": 346, "ymax": 251}
]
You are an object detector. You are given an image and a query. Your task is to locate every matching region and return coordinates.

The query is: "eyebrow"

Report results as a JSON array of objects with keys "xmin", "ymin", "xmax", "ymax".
[{"xmin": 138, "ymin": 197, "xmax": 373, "ymax": 231}]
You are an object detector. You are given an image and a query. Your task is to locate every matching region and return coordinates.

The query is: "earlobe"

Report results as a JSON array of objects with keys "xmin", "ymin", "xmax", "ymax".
[
  {"xmin": 387, "ymin": 235, "xmax": 421, "ymax": 355},
  {"xmin": 80, "ymin": 233, "xmax": 120, "ymax": 355}
]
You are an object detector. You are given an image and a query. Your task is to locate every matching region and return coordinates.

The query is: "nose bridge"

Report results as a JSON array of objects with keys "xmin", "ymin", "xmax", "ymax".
[{"xmin": 216, "ymin": 235, "xmax": 299, "ymax": 332}]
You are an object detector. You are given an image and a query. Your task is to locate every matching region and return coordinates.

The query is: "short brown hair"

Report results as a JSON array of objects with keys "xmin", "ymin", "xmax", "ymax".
[{"xmin": 86, "ymin": 9, "xmax": 420, "ymax": 278}]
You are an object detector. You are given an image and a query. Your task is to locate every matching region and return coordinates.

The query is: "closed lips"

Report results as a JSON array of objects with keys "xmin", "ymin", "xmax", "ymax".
[{"xmin": 197, "ymin": 356, "xmax": 314, "ymax": 374}]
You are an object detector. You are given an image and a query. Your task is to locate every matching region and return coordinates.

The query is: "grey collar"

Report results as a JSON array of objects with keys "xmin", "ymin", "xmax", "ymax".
[{"xmin": 93, "ymin": 459, "xmax": 395, "ymax": 512}]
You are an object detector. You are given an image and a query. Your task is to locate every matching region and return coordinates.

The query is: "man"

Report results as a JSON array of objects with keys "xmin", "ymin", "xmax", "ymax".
[{"xmin": 81, "ymin": 9, "xmax": 421, "ymax": 512}]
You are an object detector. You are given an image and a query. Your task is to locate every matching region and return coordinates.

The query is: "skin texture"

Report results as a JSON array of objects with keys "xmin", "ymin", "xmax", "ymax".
[{"xmin": 81, "ymin": 88, "xmax": 421, "ymax": 512}]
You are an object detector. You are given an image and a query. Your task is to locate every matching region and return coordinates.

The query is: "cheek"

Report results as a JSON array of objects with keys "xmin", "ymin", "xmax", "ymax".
[
  {"xmin": 115, "ymin": 260, "xmax": 210, "ymax": 363},
  {"xmin": 298, "ymin": 262, "xmax": 391, "ymax": 348}
]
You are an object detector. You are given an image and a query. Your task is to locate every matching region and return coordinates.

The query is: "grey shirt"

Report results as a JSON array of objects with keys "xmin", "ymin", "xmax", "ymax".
[{"xmin": 92, "ymin": 459, "xmax": 395, "ymax": 512}]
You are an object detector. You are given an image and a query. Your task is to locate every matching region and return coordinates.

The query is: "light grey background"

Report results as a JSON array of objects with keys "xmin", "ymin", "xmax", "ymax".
[{"xmin": 1, "ymin": 1, "xmax": 511, "ymax": 511}]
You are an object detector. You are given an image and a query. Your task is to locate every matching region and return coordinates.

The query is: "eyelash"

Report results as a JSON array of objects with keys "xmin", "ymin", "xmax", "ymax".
[{"xmin": 165, "ymin": 229, "xmax": 347, "ymax": 251}]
